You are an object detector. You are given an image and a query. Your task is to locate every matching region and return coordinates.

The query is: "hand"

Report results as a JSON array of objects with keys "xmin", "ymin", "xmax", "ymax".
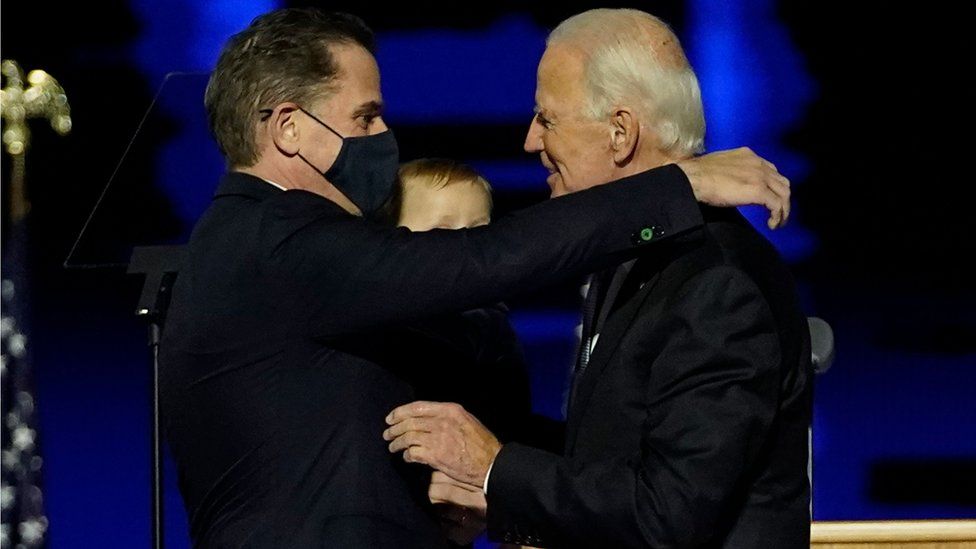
[
  {"xmin": 384, "ymin": 401, "xmax": 502, "ymax": 488},
  {"xmin": 430, "ymin": 471, "xmax": 487, "ymax": 545},
  {"xmin": 676, "ymin": 147, "xmax": 791, "ymax": 229},
  {"xmin": 429, "ymin": 471, "xmax": 487, "ymax": 513}
]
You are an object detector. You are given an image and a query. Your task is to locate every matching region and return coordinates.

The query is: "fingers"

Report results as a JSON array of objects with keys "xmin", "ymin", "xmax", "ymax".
[
  {"xmin": 751, "ymin": 156, "xmax": 789, "ymax": 229},
  {"xmin": 402, "ymin": 445, "xmax": 432, "ymax": 466},
  {"xmin": 429, "ymin": 477, "xmax": 488, "ymax": 515},
  {"xmin": 383, "ymin": 417, "xmax": 432, "ymax": 441},
  {"xmin": 769, "ymin": 204, "xmax": 783, "ymax": 230},
  {"xmin": 431, "ymin": 471, "xmax": 454, "ymax": 485},
  {"xmin": 773, "ymin": 176, "xmax": 792, "ymax": 227},
  {"xmin": 384, "ymin": 401, "xmax": 500, "ymax": 487},
  {"xmin": 755, "ymin": 185, "xmax": 782, "ymax": 230},
  {"xmin": 431, "ymin": 471, "xmax": 481, "ymax": 493},
  {"xmin": 764, "ymin": 186, "xmax": 784, "ymax": 230},
  {"xmin": 386, "ymin": 401, "xmax": 439, "ymax": 424},
  {"xmin": 387, "ymin": 401, "xmax": 464, "ymax": 425},
  {"xmin": 762, "ymin": 156, "xmax": 790, "ymax": 228},
  {"xmin": 760, "ymin": 174, "xmax": 790, "ymax": 230},
  {"xmin": 387, "ymin": 431, "xmax": 430, "ymax": 453},
  {"xmin": 429, "ymin": 482, "xmax": 484, "ymax": 508},
  {"xmin": 768, "ymin": 175, "xmax": 791, "ymax": 229},
  {"xmin": 385, "ymin": 413, "xmax": 438, "ymax": 466}
]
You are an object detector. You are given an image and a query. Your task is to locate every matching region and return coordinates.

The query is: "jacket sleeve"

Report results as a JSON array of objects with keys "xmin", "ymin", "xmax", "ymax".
[
  {"xmin": 269, "ymin": 164, "xmax": 704, "ymax": 337},
  {"xmin": 484, "ymin": 266, "xmax": 782, "ymax": 548}
]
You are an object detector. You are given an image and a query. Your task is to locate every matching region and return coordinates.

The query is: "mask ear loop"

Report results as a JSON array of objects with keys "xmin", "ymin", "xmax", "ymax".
[
  {"xmin": 257, "ymin": 107, "xmax": 346, "ymax": 176},
  {"xmin": 297, "ymin": 106, "xmax": 345, "ymax": 140},
  {"xmin": 258, "ymin": 107, "xmax": 345, "ymax": 139},
  {"xmin": 293, "ymin": 107, "xmax": 349, "ymax": 179}
]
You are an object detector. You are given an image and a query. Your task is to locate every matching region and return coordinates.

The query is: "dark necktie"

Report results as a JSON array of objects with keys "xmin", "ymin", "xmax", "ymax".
[
  {"xmin": 569, "ymin": 260, "xmax": 638, "ymax": 408},
  {"xmin": 570, "ymin": 268, "xmax": 613, "ymax": 405}
]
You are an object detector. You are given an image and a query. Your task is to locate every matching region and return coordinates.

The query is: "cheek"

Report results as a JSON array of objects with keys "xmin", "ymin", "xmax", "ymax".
[
  {"xmin": 547, "ymin": 173, "xmax": 571, "ymax": 197},
  {"xmin": 546, "ymin": 134, "xmax": 586, "ymax": 174},
  {"xmin": 543, "ymin": 134, "xmax": 566, "ymax": 162},
  {"xmin": 562, "ymin": 147, "xmax": 611, "ymax": 191},
  {"xmin": 556, "ymin": 162, "xmax": 589, "ymax": 192}
]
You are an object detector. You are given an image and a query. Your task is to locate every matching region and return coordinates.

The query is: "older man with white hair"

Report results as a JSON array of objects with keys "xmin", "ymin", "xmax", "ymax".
[{"xmin": 386, "ymin": 8, "xmax": 811, "ymax": 548}]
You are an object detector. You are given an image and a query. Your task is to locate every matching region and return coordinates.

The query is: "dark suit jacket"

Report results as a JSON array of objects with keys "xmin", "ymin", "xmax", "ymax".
[
  {"xmin": 364, "ymin": 304, "xmax": 532, "ymax": 443},
  {"xmin": 159, "ymin": 166, "xmax": 703, "ymax": 548},
  {"xmin": 486, "ymin": 206, "xmax": 812, "ymax": 548}
]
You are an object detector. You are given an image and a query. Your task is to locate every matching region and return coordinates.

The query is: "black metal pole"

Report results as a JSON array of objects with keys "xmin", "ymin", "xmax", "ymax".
[
  {"xmin": 128, "ymin": 245, "xmax": 184, "ymax": 549},
  {"xmin": 149, "ymin": 321, "xmax": 164, "ymax": 549}
]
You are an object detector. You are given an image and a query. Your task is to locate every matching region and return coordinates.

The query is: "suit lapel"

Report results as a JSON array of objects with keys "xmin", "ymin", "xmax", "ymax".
[
  {"xmin": 564, "ymin": 256, "xmax": 666, "ymax": 452},
  {"xmin": 593, "ymin": 260, "xmax": 635, "ymax": 337}
]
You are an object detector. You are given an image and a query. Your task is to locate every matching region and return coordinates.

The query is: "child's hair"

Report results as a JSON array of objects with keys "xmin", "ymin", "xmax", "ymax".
[{"xmin": 381, "ymin": 158, "xmax": 493, "ymax": 223}]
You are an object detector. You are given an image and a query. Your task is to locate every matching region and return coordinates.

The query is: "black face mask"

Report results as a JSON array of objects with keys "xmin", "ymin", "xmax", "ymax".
[{"xmin": 296, "ymin": 106, "xmax": 399, "ymax": 216}]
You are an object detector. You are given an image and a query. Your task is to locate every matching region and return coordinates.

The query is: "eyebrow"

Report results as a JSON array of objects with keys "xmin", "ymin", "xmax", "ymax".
[
  {"xmin": 533, "ymin": 105, "xmax": 554, "ymax": 121},
  {"xmin": 353, "ymin": 100, "xmax": 384, "ymax": 118}
]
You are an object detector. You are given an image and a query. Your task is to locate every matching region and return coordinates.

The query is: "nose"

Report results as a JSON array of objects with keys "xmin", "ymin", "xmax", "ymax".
[{"xmin": 524, "ymin": 115, "xmax": 544, "ymax": 153}]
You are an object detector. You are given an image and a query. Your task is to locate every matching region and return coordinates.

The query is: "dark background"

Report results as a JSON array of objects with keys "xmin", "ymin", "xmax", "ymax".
[{"xmin": 3, "ymin": 0, "xmax": 974, "ymax": 546}]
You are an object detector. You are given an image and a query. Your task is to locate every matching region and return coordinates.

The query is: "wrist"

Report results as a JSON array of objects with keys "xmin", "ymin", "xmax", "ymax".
[
  {"xmin": 675, "ymin": 159, "xmax": 703, "ymax": 201},
  {"xmin": 482, "ymin": 443, "xmax": 502, "ymax": 495}
]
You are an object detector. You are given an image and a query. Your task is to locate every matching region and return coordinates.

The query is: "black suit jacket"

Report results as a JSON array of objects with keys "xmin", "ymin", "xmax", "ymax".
[
  {"xmin": 366, "ymin": 304, "xmax": 533, "ymax": 443},
  {"xmin": 159, "ymin": 167, "xmax": 703, "ymax": 548},
  {"xmin": 486, "ymin": 206, "xmax": 812, "ymax": 548}
]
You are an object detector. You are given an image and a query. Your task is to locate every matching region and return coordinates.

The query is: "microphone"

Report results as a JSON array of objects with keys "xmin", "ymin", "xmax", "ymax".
[{"xmin": 808, "ymin": 317, "xmax": 835, "ymax": 374}]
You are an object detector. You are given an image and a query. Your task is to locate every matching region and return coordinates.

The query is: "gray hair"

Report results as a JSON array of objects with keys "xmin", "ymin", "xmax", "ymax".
[{"xmin": 547, "ymin": 9, "xmax": 705, "ymax": 157}]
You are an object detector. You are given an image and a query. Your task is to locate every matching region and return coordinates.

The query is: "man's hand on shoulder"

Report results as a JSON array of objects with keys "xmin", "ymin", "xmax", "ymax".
[{"xmin": 677, "ymin": 147, "xmax": 791, "ymax": 229}]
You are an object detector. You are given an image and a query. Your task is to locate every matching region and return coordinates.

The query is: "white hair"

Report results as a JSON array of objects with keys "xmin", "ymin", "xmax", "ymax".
[{"xmin": 547, "ymin": 8, "xmax": 706, "ymax": 157}]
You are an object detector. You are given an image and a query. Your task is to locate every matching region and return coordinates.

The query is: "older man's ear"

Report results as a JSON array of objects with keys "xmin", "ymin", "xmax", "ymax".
[{"xmin": 610, "ymin": 107, "xmax": 641, "ymax": 165}]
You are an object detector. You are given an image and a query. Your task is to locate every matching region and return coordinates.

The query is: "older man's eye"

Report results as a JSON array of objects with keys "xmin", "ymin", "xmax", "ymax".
[{"xmin": 358, "ymin": 114, "xmax": 377, "ymax": 128}]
